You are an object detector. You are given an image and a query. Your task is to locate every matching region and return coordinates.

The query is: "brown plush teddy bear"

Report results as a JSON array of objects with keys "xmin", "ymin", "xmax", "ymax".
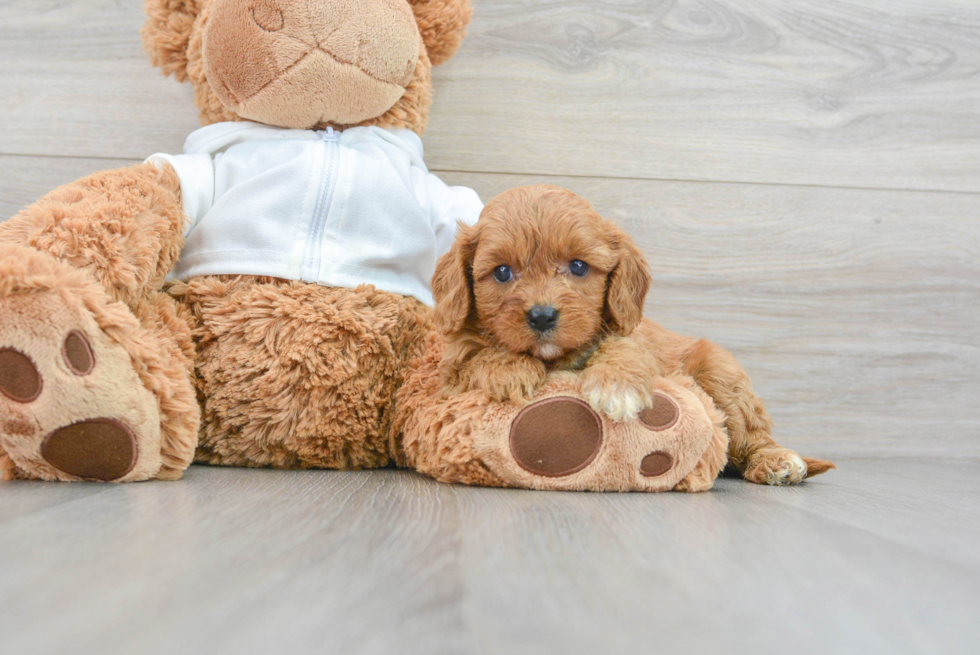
[{"xmin": 0, "ymin": 0, "xmax": 483, "ymax": 482}]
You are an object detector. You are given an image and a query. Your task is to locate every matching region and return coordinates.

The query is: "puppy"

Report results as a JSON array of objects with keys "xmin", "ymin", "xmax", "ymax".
[{"xmin": 431, "ymin": 184, "xmax": 835, "ymax": 485}]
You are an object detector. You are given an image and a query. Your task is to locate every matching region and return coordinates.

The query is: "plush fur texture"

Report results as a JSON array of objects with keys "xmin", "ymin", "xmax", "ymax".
[
  {"xmin": 408, "ymin": 0, "xmax": 473, "ymax": 66},
  {"xmin": 173, "ymin": 276, "xmax": 433, "ymax": 469},
  {"xmin": 0, "ymin": 163, "xmax": 186, "ymax": 309},
  {"xmin": 0, "ymin": 164, "xmax": 197, "ymax": 481},
  {"xmin": 431, "ymin": 185, "xmax": 836, "ymax": 485}
]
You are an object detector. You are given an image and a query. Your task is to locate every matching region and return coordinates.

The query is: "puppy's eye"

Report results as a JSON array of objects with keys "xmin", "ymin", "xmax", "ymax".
[
  {"xmin": 493, "ymin": 265, "xmax": 513, "ymax": 283},
  {"xmin": 569, "ymin": 260, "xmax": 589, "ymax": 277}
]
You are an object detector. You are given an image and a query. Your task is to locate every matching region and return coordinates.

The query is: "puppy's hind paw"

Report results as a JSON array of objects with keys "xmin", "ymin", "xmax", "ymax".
[{"xmin": 743, "ymin": 449, "xmax": 809, "ymax": 486}]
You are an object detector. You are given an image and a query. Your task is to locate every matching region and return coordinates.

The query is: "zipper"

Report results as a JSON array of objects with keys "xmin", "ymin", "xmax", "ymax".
[{"xmin": 301, "ymin": 127, "xmax": 340, "ymax": 282}]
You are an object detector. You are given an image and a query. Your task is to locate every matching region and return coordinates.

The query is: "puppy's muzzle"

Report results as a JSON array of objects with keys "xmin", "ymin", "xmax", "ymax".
[{"xmin": 526, "ymin": 305, "xmax": 559, "ymax": 333}]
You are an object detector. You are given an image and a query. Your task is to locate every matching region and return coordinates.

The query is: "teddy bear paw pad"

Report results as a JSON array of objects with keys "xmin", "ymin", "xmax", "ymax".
[
  {"xmin": 0, "ymin": 287, "xmax": 162, "ymax": 482},
  {"xmin": 40, "ymin": 419, "xmax": 138, "ymax": 482},
  {"xmin": 0, "ymin": 348, "xmax": 43, "ymax": 403},
  {"xmin": 509, "ymin": 397, "xmax": 603, "ymax": 477},
  {"xmin": 459, "ymin": 376, "xmax": 723, "ymax": 492},
  {"xmin": 638, "ymin": 393, "xmax": 680, "ymax": 431},
  {"xmin": 639, "ymin": 451, "xmax": 674, "ymax": 477}
]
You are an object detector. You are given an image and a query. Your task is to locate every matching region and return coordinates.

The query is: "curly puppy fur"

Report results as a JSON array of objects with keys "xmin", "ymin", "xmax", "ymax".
[{"xmin": 432, "ymin": 185, "xmax": 835, "ymax": 485}]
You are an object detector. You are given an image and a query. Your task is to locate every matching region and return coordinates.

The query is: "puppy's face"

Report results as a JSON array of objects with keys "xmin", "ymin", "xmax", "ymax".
[
  {"xmin": 433, "ymin": 185, "xmax": 651, "ymax": 361},
  {"xmin": 469, "ymin": 196, "xmax": 615, "ymax": 360}
]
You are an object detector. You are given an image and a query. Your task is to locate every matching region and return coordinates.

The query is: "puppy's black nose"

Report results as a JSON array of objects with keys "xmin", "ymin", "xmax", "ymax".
[{"xmin": 526, "ymin": 305, "xmax": 559, "ymax": 333}]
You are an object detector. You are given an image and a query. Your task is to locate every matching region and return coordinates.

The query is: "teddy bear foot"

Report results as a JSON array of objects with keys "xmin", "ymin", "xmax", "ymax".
[
  {"xmin": 0, "ymin": 246, "xmax": 168, "ymax": 482},
  {"xmin": 501, "ymin": 385, "xmax": 723, "ymax": 492},
  {"xmin": 400, "ymin": 370, "xmax": 730, "ymax": 492},
  {"xmin": 506, "ymin": 395, "xmax": 691, "ymax": 480}
]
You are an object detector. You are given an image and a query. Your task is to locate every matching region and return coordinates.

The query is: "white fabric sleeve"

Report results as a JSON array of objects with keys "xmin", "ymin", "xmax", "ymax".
[
  {"xmin": 146, "ymin": 152, "xmax": 216, "ymax": 237},
  {"xmin": 423, "ymin": 173, "xmax": 484, "ymax": 257}
]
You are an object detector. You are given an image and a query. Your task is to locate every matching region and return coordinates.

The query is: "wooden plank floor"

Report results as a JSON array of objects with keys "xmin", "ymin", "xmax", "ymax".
[
  {"xmin": 1, "ymin": 463, "xmax": 978, "ymax": 654},
  {"xmin": 1, "ymin": 1, "xmax": 979, "ymax": 653}
]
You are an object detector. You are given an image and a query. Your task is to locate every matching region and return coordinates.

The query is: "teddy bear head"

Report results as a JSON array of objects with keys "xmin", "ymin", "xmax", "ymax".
[{"xmin": 142, "ymin": 0, "xmax": 472, "ymax": 133}]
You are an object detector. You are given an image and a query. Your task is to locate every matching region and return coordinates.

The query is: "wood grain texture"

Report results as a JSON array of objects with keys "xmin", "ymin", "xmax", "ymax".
[
  {"xmin": 0, "ymin": 0, "xmax": 198, "ymax": 158},
  {"xmin": 429, "ymin": 0, "xmax": 980, "ymax": 191},
  {"xmin": 0, "ymin": 463, "xmax": 978, "ymax": 655},
  {"xmin": 1, "ymin": 0, "xmax": 978, "ymax": 191},
  {"xmin": 3, "ymin": 157, "xmax": 978, "ymax": 458},
  {"xmin": 0, "ymin": 155, "xmax": 137, "ymax": 218}
]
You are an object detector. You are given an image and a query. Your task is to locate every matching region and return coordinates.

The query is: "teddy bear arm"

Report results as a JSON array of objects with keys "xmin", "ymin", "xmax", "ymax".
[{"xmin": 0, "ymin": 162, "xmax": 186, "ymax": 308}]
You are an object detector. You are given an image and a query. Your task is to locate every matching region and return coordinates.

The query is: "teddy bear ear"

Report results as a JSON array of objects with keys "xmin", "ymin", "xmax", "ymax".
[
  {"xmin": 408, "ymin": 0, "xmax": 474, "ymax": 67},
  {"xmin": 141, "ymin": 0, "xmax": 203, "ymax": 82}
]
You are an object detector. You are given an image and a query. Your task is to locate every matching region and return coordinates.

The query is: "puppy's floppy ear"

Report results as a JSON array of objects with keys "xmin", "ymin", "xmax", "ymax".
[
  {"xmin": 432, "ymin": 222, "xmax": 478, "ymax": 335},
  {"xmin": 603, "ymin": 224, "xmax": 652, "ymax": 336}
]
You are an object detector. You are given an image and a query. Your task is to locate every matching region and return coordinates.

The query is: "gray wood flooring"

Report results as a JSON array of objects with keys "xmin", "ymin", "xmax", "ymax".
[
  {"xmin": 1, "ymin": 462, "xmax": 978, "ymax": 654},
  {"xmin": 1, "ymin": 0, "xmax": 978, "ymax": 652}
]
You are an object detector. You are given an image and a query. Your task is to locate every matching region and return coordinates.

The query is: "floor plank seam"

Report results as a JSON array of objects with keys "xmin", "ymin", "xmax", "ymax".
[
  {"xmin": 428, "ymin": 168, "xmax": 980, "ymax": 197},
  {"xmin": 1, "ymin": 153, "xmax": 978, "ymax": 197}
]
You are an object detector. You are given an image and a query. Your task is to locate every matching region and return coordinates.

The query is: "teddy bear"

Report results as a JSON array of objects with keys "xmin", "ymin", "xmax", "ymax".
[{"xmin": 0, "ymin": 0, "xmax": 484, "ymax": 482}]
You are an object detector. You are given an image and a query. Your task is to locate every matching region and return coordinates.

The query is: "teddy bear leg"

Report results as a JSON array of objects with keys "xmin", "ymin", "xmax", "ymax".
[
  {"xmin": 0, "ymin": 163, "xmax": 198, "ymax": 482},
  {"xmin": 681, "ymin": 339, "xmax": 835, "ymax": 485},
  {"xmin": 126, "ymin": 291, "xmax": 200, "ymax": 480},
  {"xmin": 0, "ymin": 162, "xmax": 187, "ymax": 308},
  {"xmin": 179, "ymin": 277, "xmax": 433, "ymax": 470},
  {"xmin": 0, "ymin": 247, "xmax": 198, "ymax": 482},
  {"xmin": 397, "ymin": 361, "xmax": 732, "ymax": 492},
  {"xmin": 671, "ymin": 381, "xmax": 730, "ymax": 493}
]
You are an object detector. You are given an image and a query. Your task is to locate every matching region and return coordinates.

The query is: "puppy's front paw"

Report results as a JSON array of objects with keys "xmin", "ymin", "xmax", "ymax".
[
  {"xmin": 459, "ymin": 357, "xmax": 547, "ymax": 405},
  {"xmin": 581, "ymin": 367, "xmax": 651, "ymax": 422},
  {"xmin": 743, "ymin": 449, "xmax": 808, "ymax": 486}
]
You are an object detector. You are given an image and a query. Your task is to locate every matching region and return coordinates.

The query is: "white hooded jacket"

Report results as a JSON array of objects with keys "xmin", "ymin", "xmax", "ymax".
[{"xmin": 148, "ymin": 121, "xmax": 483, "ymax": 306}]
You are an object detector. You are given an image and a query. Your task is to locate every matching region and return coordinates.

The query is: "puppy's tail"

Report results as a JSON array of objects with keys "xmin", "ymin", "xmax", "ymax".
[{"xmin": 803, "ymin": 457, "xmax": 837, "ymax": 478}]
